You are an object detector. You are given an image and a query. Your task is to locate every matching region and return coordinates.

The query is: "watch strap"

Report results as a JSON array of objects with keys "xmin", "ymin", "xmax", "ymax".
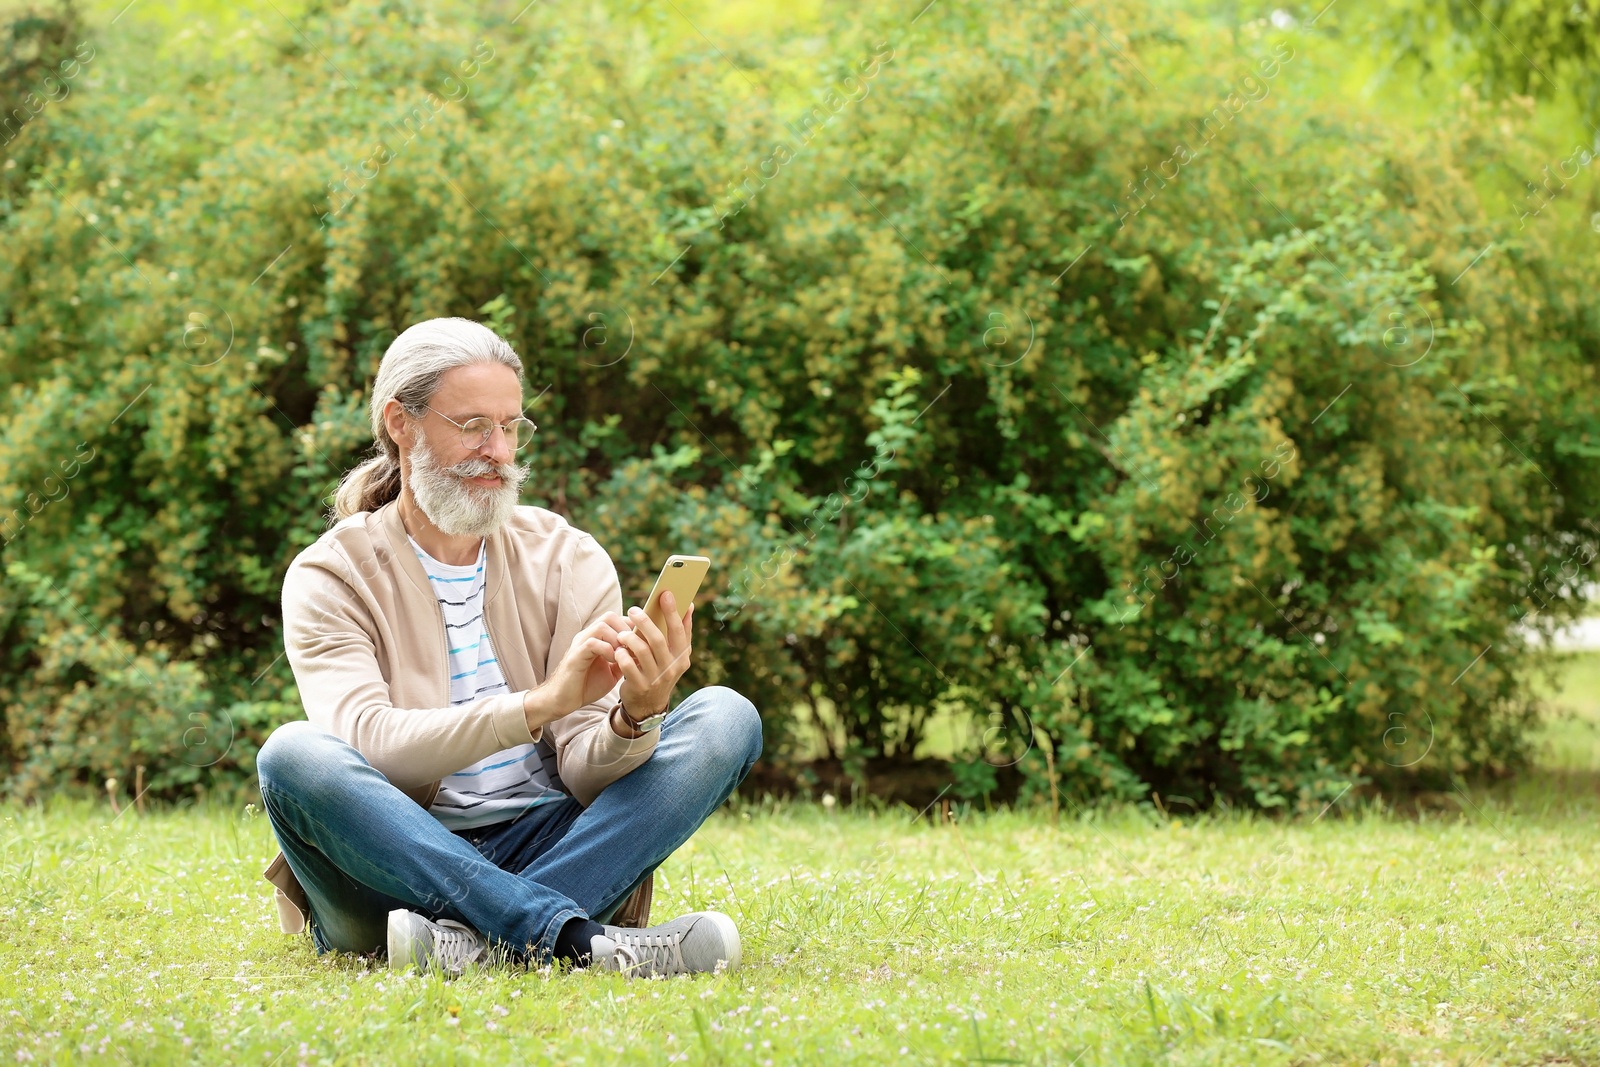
[{"xmin": 617, "ymin": 699, "xmax": 667, "ymax": 733}]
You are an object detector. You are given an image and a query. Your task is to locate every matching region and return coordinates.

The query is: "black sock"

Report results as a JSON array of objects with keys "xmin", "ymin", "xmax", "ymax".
[{"xmin": 552, "ymin": 916, "xmax": 607, "ymax": 966}]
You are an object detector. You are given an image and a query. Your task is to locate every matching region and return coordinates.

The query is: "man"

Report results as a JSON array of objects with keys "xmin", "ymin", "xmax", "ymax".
[{"xmin": 256, "ymin": 316, "xmax": 762, "ymax": 978}]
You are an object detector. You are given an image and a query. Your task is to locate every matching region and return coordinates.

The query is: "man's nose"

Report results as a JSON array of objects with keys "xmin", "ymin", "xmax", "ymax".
[{"xmin": 478, "ymin": 425, "xmax": 514, "ymax": 466}]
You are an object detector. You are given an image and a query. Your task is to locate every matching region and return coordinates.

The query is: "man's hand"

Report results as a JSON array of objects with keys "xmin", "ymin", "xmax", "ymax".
[
  {"xmin": 523, "ymin": 612, "xmax": 629, "ymax": 732},
  {"xmin": 616, "ymin": 590, "xmax": 694, "ymax": 721}
]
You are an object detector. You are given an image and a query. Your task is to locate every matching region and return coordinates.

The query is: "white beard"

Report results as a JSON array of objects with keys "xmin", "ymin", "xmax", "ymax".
[{"xmin": 407, "ymin": 431, "xmax": 529, "ymax": 538}]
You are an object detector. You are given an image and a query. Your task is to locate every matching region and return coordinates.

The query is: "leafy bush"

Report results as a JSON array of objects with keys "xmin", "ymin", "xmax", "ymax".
[{"xmin": 1, "ymin": 0, "xmax": 1595, "ymax": 809}]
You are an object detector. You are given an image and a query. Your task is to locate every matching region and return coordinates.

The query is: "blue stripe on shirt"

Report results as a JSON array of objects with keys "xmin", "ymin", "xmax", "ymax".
[
  {"xmin": 450, "ymin": 657, "xmax": 497, "ymax": 681},
  {"xmin": 425, "ymin": 568, "xmax": 483, "ymax": 583},
  {"xmin": 444, "ymin": 750, "xmax": 541, "ymax": 778}
]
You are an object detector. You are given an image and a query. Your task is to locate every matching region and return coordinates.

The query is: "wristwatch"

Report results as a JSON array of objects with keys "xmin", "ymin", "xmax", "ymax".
[{"xmin": 616, "ymin": 699, "xmax": 667, "ymax": 734}]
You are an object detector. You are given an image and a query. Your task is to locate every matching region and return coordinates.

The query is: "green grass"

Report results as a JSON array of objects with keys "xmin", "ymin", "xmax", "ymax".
[{"xmin": 4, "ymin": 654, "xmax": 1599, "ymax": 1065}]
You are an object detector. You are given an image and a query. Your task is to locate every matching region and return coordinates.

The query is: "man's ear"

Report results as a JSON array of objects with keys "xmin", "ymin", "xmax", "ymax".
[{"xmin": 382, "ymin": 399, "xmax": 411, "ymax": 447}]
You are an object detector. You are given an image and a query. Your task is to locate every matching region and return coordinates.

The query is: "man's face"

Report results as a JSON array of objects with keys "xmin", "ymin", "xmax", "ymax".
[{"xmin": 399, "ymin": 363, "xmax": 530, "ymax": 538}]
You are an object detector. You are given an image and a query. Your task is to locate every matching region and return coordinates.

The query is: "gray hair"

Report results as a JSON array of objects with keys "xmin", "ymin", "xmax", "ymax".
[{"xmin": 331, "ymin": 317, "xmax": 523, "ymax": 521}]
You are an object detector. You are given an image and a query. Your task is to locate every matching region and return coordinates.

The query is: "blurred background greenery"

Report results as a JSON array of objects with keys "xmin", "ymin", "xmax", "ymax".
[{"xmin": 1, "ymin": 0, "xmax": 1595, "ymax": 811}]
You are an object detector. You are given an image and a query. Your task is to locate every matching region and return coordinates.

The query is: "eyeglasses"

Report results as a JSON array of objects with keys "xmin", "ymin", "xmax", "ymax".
[{"xmin": 426, "ymin": 407, "xmax": 539, "ymax": 452}]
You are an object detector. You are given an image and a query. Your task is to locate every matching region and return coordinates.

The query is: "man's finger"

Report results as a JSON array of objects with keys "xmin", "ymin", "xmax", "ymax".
[
  {"xmin": 618, "ymin": 625, "xmax": 659, "ymax": 680},
  {"xmin": 628, "ymin": 605, "xmax": 671, "ymax": 663},
  {"xmin": 592, "ymin": 615, "xmax": 628, "ymax": 645},
  {"xmin": 632, "ymin": 602, "xmax": 665, "ymax": 643},
  {"xmin": 616, "ymin": 645, "xmax": 648, "ymax": 691},
  {"xmin": 664, "ymin": 593, "xmax": 687, "ymax": 647}
]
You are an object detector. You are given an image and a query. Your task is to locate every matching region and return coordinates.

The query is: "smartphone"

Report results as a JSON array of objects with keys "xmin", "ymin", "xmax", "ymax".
[{"xmin": 639, "ymin": 554, "xmax": 711, "ymax": 633}]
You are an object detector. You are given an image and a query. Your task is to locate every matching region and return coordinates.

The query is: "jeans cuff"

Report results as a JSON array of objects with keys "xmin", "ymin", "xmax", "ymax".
[{"xmin": 532, "ymin": 905, "xmax": 589, "ymax": 963}]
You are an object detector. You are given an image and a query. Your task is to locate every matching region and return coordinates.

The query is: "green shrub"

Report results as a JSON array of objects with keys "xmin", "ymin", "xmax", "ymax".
[{"xmin": 1, "ymin": 0, "xmax": 1595, "ymax": 808}]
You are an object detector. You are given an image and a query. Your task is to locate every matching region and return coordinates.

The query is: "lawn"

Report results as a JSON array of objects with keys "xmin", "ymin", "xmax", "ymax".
[{"xmin": 3, "ymin": 655, "xmax": 1598, "ymax": 1066}]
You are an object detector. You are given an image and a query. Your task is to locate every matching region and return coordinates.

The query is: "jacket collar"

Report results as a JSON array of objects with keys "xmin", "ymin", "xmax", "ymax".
[
  {"xmin": 373, "ymin": 497, "xmax": 527, "ymax": 689},
  {"xmin": 375, "ymin": 499, "xmax": 437, "ymax": 605}
]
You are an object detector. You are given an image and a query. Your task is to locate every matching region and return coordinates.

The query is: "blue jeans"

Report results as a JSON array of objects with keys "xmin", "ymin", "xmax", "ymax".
[{"xmin": 256, "ymin": 685, "xmax": 762, "ymax": 962}]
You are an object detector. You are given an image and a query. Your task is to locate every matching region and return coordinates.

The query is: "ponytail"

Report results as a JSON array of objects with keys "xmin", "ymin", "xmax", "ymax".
[{"xmin": 331, "ymin": 448, "xmax": 402, "ymax": 522}]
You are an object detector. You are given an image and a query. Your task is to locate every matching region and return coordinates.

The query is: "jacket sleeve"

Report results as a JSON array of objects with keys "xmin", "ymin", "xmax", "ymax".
[
  {"xmin": 541, "ymin": 532, "xmax": 658, "ymax": 806},
  {"xmin": 282, "ymin": 544, "xmax": 537, "ymax": 790}
]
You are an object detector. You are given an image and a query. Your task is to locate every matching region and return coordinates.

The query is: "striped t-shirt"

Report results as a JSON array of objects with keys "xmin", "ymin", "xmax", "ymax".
[{"xmin": 409, "ymin": 535, "xmax": 562, "ymax": 831}]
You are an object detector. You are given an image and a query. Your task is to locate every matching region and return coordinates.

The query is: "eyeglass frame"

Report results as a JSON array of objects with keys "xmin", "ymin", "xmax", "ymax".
[{"xmin": 424, "ymin": 406, "xmax": 539, "ymax": 452}]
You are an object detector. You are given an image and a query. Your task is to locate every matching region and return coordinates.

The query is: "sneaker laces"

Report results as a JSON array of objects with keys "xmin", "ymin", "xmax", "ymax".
[
  {"xmin": 431, "ymin": 919, "xmax": 485, "ymax": 972},
  {"xmin": 610, "ymin": 929, "xmax": 688, "ymax": 976}
]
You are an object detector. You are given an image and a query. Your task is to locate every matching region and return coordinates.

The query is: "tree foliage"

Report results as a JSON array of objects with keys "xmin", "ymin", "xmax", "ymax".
[
  {"xmin": 1, "ymin": 0, "xmax": 1596, "ymax": 809},
  {"xmin": 1350, "ymin": 0, "xmax": 1600, "ymax": 122}
]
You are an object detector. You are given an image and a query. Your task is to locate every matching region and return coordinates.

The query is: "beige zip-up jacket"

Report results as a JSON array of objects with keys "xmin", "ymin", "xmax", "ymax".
[{"xmin": 261, "ymin": 500, "xmax": 657, "ymax": 933}]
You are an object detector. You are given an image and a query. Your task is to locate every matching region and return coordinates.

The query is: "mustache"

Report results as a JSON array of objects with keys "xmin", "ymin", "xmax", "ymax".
[{"xmin": 445, "ymin": 455, "xmax": 528, "ymax": 483}]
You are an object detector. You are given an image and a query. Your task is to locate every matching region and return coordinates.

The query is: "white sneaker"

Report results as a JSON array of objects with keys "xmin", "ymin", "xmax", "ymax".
[
  {"xmin": 592, "ymin": 911, "xmax": 741, "ymax": 977},
  {"xmin": 387, "ymin": 909, "xmax": 486, "ymax": 976}
]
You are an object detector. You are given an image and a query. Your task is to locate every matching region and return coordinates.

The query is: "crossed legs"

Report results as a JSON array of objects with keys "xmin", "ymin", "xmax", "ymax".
[{"xmin": 257, "ymin": 686, "xmax": 762, "ymax": 961}]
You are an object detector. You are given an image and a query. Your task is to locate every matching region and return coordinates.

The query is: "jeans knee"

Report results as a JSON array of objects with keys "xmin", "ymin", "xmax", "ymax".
[
  {"xmin": 257, "ymin": 719, "xmax": 349, "ymax": 798},
  {"xmin": 690, "ymin": 685, "xmax": 763, "ymax": 769}
]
